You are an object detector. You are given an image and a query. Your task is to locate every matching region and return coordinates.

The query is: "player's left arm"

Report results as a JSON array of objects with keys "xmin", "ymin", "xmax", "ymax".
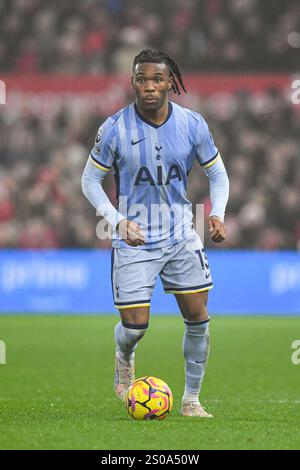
[
  {"xmin": 194, "ymin": 116, "xmax": 229, "ymax": 243},
  {"xmin": 204, "ymin": 156, "xmax": 229, "ymax": 243}
]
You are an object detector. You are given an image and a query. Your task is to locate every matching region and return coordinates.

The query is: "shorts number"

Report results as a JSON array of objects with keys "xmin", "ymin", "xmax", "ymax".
[{"xmin": 195, "ymin": 249, "xmax": 209, "ymax": 270}]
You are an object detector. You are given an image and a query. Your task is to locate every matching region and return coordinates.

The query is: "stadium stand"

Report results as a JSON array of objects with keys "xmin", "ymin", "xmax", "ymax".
[
  {"xmin": 0, "ymin": 0, "xmax": 299, "ymax": 249},
  {"xmin": 0, "ymin": 0, "xmax": 299, "ymax": 74}
]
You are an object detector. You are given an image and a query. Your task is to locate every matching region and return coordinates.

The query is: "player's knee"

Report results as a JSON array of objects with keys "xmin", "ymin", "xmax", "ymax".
[
  {"xmin": 119, "ymin": 307, "xmax": 149, "ymax": 326},
  {"xmin": 184, "ymin": 303, "xmax": 208, "ymax": 322}
]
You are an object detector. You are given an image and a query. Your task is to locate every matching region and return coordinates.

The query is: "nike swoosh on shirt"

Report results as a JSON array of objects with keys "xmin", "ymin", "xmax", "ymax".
[{"xmin": 131, "ymin": 138, "xmax": 146, "ymax": 145}]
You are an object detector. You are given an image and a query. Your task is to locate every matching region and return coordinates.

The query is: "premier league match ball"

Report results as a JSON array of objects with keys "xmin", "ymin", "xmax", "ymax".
[{"xmin": 125, "ymin": 376, "xmax": 173, "ymax": 420}]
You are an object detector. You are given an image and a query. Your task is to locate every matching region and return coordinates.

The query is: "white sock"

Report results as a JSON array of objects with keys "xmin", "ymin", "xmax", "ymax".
[
  {"xmin": 114, "ymin": 321, "xmax": 148, "ymax": 363},
  {"xmin": 182, "ymin": 319, "xmax": 210, "ymax": 404}
]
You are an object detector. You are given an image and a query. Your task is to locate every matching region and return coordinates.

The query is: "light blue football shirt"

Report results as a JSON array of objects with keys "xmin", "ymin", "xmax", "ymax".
[{"xmin": 89, "ymin": 101, "xmax": 219, "ymax": 249}]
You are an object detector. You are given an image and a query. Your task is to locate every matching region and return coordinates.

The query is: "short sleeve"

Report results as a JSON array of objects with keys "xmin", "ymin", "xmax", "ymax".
[
  {"xmin": 89, "ymin": 117, "xmax": 116, "ymax": 172},
  {"xmin": 194, "ymin": 115, "xmax": 219, "ymax": 169}
]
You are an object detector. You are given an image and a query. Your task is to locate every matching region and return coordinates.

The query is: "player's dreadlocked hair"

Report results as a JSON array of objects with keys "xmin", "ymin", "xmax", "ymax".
[{"xmin": 133, "ymin": 49, "xmax": 187, "ymax": 95}]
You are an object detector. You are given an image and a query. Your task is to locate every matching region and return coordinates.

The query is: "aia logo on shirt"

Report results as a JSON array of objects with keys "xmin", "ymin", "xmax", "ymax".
[{"xmin": 134, "ymin": 165, "xmax": 183, "ymax": 186}]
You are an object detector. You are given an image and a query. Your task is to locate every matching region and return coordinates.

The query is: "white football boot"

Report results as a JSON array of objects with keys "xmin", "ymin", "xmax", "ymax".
[
  {"xmin": 181, "ymin": 401, "xmax": 213, "ymax": 418},
  {"xmin": 114, "ymin": 349, "xmax": 135, "ymax": 401}
]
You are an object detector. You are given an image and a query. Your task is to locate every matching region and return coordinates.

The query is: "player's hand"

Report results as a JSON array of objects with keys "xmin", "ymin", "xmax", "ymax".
[
  {"xmin": 208, "ymin": 216, "xmax": 227, "ymax": 243},
  {"xmin": 117, "ymin": 219, "xmax": 145, "ymax": 247}
]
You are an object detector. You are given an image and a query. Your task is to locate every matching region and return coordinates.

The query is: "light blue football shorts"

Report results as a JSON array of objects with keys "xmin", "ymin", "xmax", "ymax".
[{"xmin": 111, "ymin": 232, "xmax": 213, "ymax": 310}]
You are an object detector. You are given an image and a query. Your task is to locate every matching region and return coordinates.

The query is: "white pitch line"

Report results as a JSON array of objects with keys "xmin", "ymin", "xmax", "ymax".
[{"xmin": 205, "ymin": 399, "xmax": 300, "ymax": 404}]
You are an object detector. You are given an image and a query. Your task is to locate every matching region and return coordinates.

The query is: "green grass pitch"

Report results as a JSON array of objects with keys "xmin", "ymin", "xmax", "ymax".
[{"xmin": 0, "ymin": 315, "xmax": 300, "ymax": 450}]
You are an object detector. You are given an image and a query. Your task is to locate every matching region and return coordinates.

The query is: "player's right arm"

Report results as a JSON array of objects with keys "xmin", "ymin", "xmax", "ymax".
[{"xmin": 81, "ymin": 119, "xmax": 144, "ymax": 246}]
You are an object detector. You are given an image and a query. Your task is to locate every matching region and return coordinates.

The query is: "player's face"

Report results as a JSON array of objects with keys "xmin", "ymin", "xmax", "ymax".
[{"xmin": 131, "ymin": 63, "xmax": 172, "ymax": 112}]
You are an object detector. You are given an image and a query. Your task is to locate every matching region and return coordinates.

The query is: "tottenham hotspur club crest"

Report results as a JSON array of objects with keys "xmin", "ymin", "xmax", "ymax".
[
  {"xmin": 116, "ymin": 285, "xmax": 120, "ymax": 298},
  {"xmin": 155, "ymin": 144, "xmax": 162, "ymax": 160}
]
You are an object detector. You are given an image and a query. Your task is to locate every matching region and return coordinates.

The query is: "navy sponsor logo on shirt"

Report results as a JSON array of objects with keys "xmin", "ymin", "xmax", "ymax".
[{"xmin": 134, "ymin": 164, "xmax": 183, "ymax": 186}]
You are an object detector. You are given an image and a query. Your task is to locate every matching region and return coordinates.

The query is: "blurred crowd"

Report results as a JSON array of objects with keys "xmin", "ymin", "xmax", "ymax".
[
  {"xmin": 0, "ymin": 0, "xmax": 300, "ymax": 74},
  {"xmin": 0, "ymin": 87, "xmax": 299, "ymax": 250},
  {"xmin": 0, "ymin": 0, "xmax": 299, "ymax": 250}
]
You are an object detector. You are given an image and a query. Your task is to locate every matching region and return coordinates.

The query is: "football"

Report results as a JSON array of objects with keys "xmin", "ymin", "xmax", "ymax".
[{"xmin": 125, "ymin": 376, "xmax": 173, "ymax": 420}]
